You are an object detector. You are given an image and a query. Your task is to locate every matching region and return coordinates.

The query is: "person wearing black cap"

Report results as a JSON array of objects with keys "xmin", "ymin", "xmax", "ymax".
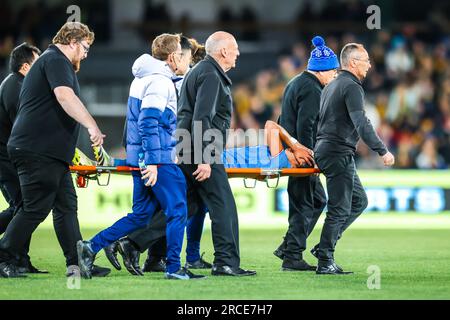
[
  {"xmin": 273, "ymin": 36, "xmax": 339, "ymax": 271},
  {"xmin": 314, "ymin": 43, "xmax": 395, "ymax": 274}
]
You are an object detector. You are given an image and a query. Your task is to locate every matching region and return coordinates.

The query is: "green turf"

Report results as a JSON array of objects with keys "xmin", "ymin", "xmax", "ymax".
[{"xmin": 1, "ymin": 225, "xmax": 449, "ymax": 300}]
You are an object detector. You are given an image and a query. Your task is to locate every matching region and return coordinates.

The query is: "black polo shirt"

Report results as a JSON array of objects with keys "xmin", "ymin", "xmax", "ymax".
[
  {"xmin": 0, "ymin": 72, "xmax": 24, "ymax": 156},
  {"xmin": 8, "ymin": 45, "xmax": 80, "ymax": 164}
]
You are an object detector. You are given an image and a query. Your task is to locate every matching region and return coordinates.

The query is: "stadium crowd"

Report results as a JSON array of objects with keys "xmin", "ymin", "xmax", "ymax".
[{"xmin": 1, "ymin": 0, "xmax": 449, "ymax": 169}]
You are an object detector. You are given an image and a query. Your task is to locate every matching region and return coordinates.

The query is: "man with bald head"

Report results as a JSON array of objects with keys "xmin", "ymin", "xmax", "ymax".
[
  {"xmin": 177, "ymin": 31, "xmax": 256, "ymax": 276},
  {"xmin": 314, "ymin": 43, "xmax": 395, "ymax": 274}
]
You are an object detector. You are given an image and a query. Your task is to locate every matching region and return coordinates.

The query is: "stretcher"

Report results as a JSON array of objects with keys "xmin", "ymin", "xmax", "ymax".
[{"xmin": 69, "ymin": 165, "xmax": 320, "ymax": 189}]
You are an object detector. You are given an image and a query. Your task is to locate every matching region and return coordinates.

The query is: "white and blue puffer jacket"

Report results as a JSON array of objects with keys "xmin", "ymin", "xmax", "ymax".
[{"xmin": 126, "ymin": 54, "xmax": 178, "ymax": 166}]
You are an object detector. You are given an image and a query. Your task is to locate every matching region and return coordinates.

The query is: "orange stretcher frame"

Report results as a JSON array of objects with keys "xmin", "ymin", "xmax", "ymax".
[{"xmin": 69, "ymin": 165, "xmax": 320, "ymax": 189}]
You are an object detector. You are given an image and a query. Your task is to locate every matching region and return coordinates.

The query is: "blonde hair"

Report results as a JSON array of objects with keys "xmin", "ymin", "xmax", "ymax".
[
  {"xmin": 52, "ymin": 22, "xmax": 95, "ymax": 45},
  {"xmin": 151, "ymin": 33, "xmax": 180, "ymax": 61},
  {"xmin": 189, "ymin": 38, "xmax": 206, "ymax": 65}
]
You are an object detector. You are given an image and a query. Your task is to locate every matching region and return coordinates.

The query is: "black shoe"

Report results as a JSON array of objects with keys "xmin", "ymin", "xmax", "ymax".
[
  {"xmin": 185, "ymin": 253, "xmax": 212, "ymax": 269},
  {"xmin": 0, "ymin": 262, "xmax": 27, "ymax": 278},
  {"xmin": 316, "ymin": 262, "xmax": 353, "ymax": 275},
  {"xmin": 77, "ymin": 240, "xmax": 96, "ymax": 279},
  {"xmin": 142, "ymin": 256, "xmax": 166, "ymax": 273},
  {"xmin": 310, "ymin": 245, "xmax": 344, "ymax": 272},
  {"xmin": 17, "ymin": 260, "xmax": 49, "ymax": 274},
  {"xmin": 117, "ymin": 238, "xmax": 143, "ymax": 276},
  {"xmin": 165, "ymin": 267, "xmax": 206, "ymax": 280},
  {"xmin": 104, "ymin": 241, "xmax": 121, "ymax": 270},
  {"xmin": 281, "ymin": 258, "xmax": 316, "ymax": 271},
  {"xmin": 211, "ymin": 265, "xmax": 257, "ymax": 277},
  {"xmin": 92, "ymin": 264, "xmax": 111, "ymax": 277},
  {"xmin": 273, "ymin": 237, "xmax": 287, "ymax": 261}
]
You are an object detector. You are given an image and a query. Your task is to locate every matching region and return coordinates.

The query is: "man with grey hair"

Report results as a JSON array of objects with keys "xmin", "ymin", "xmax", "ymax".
[
  {"xmin": 177, "ymin": 31, "xmax": 256, "ymax": 276},
  {"xmin": 313, "ymin": 43, "xmax": 395, "ymax": 275}
]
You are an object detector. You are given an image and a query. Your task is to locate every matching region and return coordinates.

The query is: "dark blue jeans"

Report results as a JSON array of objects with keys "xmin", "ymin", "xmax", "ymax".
[
  {"xmin": 186, "ymin": 209, "xmax": 207, "ymax": 263},
  {"xmin": 90, "ymin": 165, "xmax": 187, "ymax": 273}
]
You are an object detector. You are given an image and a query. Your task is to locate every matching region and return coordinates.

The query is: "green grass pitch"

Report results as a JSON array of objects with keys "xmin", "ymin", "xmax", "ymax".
[{"xmin": 1, "ymin": 216, "xmax": 450, "ymax": 300}]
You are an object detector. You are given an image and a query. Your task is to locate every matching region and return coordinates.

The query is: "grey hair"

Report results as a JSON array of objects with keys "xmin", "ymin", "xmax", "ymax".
[
  {"xmin": 340, "ymin": 43, "xmax": 363, "ymax": 67},
  {"xmin": 205, "ymin": 37, "xmax": 227, "ymax": 55}
]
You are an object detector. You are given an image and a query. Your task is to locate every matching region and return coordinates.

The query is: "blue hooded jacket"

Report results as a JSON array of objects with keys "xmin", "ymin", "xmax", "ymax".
[{"xmin": 126, "ymin": 54, "xmax": 178, "ymax": 166}]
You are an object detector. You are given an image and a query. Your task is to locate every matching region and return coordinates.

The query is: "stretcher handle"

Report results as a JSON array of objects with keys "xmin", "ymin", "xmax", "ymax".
[
  {"xmin": 243, "ymin": 178, "xmax": 257, "ymax": 188},
  {"xmin": 96, "ymin": 172, "xmax": 111, "ymax": 186},
  {"xmin": 265, "ymin": 174, "xmax": 280, "ymax": 188}
]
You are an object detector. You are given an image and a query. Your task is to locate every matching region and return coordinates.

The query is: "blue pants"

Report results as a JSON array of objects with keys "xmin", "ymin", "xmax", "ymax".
[
  {"xmin": 90, "ymin": 165, "xmax": 187, "ymax": 273},
  {"xmin": 186, "ymin": 210, "xmax": 207, "ymax": 263}
]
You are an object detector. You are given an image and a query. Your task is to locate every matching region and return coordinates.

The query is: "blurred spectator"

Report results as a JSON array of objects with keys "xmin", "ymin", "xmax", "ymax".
[
  {"xmin": 386, "ymin": 36, "xmax": 415, "ymax": 77},
  {"xmin": 364, "ymin": 101, "xmax": 381, "ymax": 130},
  {"xmin": 249, "ymin": 94, "xmax": 274, "ymax": 129},
  {"xmin": 396, "ymin": 135, "xmax": 416, "ymax": 168},
  {"xmin": 230, "ymin": 28, "xmax": 450, "ymax": 169},
  {"xmin": 277, "ymin": 56, "xmax": 297, "ymax": 82},
  {"xmin": 416, "ymin": 137, "xmax": 447, "ymax": 169},
  {"xmin": 0, "ymin": 0, "xmax": 448, "ymax": 170},
  {"xmin": 385, "ymin": 74, "xmax": 421, "ymax": 125},
  {"xmin": 233, "ymin": 83, "xmax": 252, "ymax": 117},
  {"xmin": 290, "ymin": 42, "xmax": 308, "ymax": 70}
]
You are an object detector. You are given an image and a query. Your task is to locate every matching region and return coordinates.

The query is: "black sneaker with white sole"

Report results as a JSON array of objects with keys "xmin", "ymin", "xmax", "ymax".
[
  {"xmin": 316, "ymin": 262, "xmax": 353, "ymax": 275},
  {"xmin": 185, "ymin": 253, "xmax": 212, "ymax": 269},
  {"xmin": 165, "ymin": 267, "xmax": 206, "ymax": 280}
]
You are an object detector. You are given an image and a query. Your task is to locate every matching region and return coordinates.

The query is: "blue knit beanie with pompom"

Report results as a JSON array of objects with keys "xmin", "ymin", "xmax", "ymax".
[{"xmin": 307, "ymin": 36, "xmax": 339, "ymax": 71}]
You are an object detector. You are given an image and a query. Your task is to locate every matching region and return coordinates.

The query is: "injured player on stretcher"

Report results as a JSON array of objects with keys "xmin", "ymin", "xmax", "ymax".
[{"xmin": 72, "ymin": 120, "xmax": 315, "ymax": 169}]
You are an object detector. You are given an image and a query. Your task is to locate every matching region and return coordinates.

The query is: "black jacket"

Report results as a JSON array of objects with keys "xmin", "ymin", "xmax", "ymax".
[
  {"xmin": 280, "ymin": 71, "xmax": 323, "ymax": 150},
  {"xmin": 177, "ymin": 55, "xmax": 233, "ymax": 163},
  {"xmin": 0, "ymin": 72, "xmax": 24, "ymax": 155},
  {"xmin": 315, "ymin": 70, "xmax": 387, "ymax": 156}
]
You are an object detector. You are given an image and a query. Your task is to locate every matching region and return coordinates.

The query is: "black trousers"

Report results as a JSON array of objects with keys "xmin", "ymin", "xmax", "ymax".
[
  {"xmin": 128, "ymin": 209, "xmax": 166, "ymax": 254},
  {"xmin": 179, "ymin": 163, "xmax": 240, "ymax": 268},
  {"xmin": 314, "ymin": 153, "xmax": 368, "ymax": 264},
  {"xmin": 0, "ymin": 148, "xmax": 82, "ymax": 266},
  {"xmin": 0, "ymin": 152, "xmax": 34, "ymax": 264},
  {"xmin": 283, "ymin": 175, "xmax": 326, "ymax": 260},
  {"xmin": 0, "ymin": 153, "xmax": 21, "ymax": 235}
]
